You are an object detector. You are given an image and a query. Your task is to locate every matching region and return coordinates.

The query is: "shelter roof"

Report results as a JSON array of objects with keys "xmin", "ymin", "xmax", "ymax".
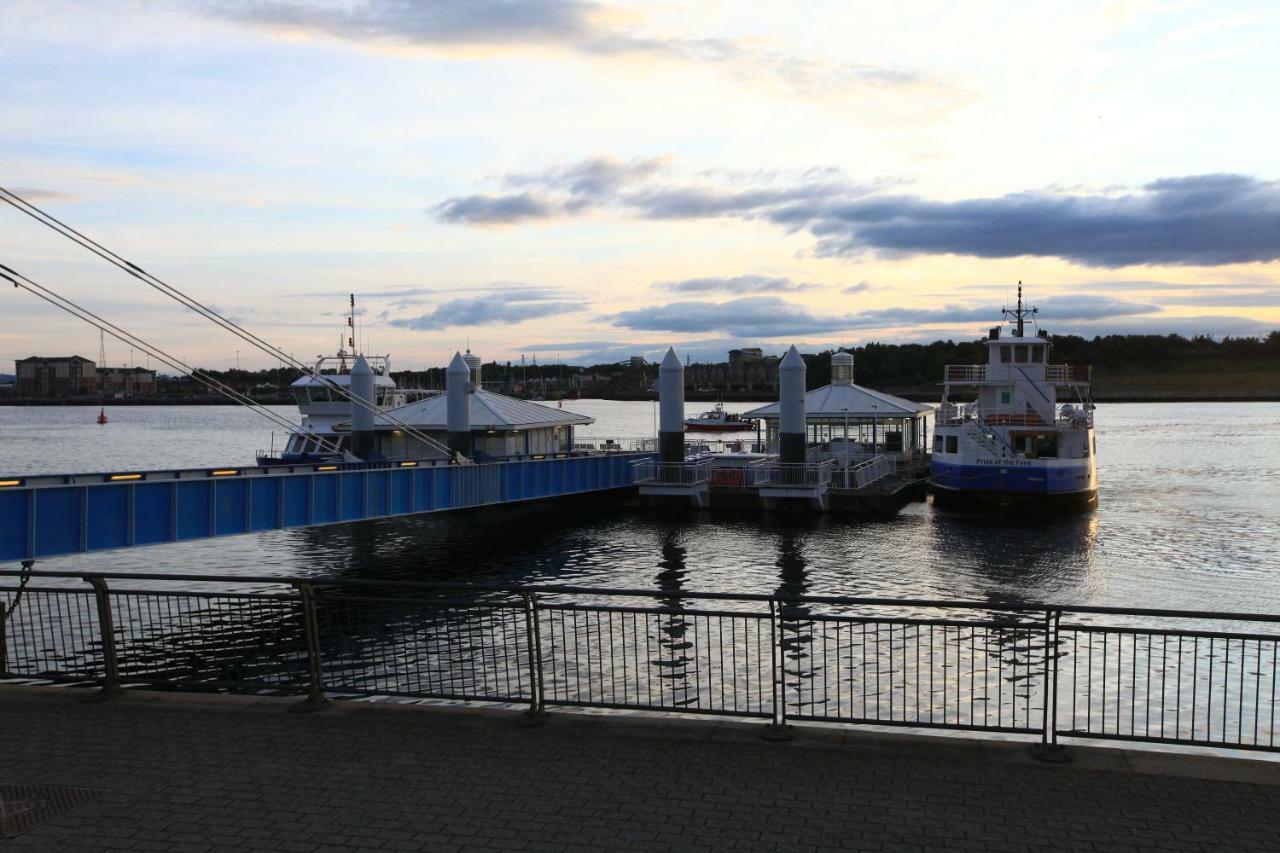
[
  {"xmin": 745, "ymin": 383, "xmax": 930, "ymax": 419},
  {"xmin": 371, "ymin": 389, "xmax": 593, "ymax": 430}
]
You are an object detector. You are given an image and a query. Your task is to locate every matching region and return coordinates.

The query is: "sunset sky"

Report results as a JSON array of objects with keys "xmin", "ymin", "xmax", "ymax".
[{"xmin": 2, "ymin": 0, "xmax": 1278, "ymax": 370}]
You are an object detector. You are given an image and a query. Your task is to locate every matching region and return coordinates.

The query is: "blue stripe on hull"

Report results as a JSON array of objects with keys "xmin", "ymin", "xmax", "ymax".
[{"xmin": 929, "ymin": 461, "xmax": 1091, "ymax": 495}]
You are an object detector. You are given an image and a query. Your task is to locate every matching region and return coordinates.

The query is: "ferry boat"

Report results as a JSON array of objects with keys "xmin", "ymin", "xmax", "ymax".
[
  {"xmin": 257, "ymin": 299, "xmax": 436, "ymax": 464},
  {"xmin": 684, "ymin": 401, "xmax": 756, "ymax": 432},
  {"xmin": 930, "ymin": 285, "xmax": 1097, "ymax": 511}
]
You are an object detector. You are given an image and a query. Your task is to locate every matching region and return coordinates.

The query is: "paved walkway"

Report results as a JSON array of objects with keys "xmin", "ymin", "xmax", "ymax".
[{"xmin": 1, "ymin": 687, "xmax": 1278, "ymax": 852}]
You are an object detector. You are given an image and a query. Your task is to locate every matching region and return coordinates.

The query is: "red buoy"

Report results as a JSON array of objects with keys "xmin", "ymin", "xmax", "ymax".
[{"xmin": 97, "ymin": 408, "xmax": 108, "ymax": 425}]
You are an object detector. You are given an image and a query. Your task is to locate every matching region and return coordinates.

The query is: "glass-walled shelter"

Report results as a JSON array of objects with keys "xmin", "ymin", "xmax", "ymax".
[{"xmin": 744, "ymin": 352, "xmax": 931, "ymax": 463}]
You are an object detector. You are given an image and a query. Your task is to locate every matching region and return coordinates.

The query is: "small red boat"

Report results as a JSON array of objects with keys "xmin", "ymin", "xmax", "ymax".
[
  {"xmin": 96, "ymin": 408, "xmax": 108, "ymax": 425},
  {"xmin": 684, "ymin": 401, "xmax": 755, "ymax": 432}
]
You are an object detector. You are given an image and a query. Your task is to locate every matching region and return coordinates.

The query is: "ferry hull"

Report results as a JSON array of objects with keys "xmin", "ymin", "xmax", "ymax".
[
  {"xmin": 930, "ymin": 481, "xmax": 1097, "ymax": 513},
  {"xmin": 929, "ymin": 460, "xmax": 1093, "ymax": 495}
]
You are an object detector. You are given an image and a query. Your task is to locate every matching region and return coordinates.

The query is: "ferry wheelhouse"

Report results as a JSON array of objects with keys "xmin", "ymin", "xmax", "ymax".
[
  {"xmin": 258, "ymin": 297, "xmax": 436, "ymax": 464},
  {"xmin": 930, "ymin": 286, "xmax": 1097, "ymax": 511}
]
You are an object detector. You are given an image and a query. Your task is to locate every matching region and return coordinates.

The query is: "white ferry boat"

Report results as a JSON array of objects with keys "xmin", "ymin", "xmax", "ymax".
[
  {"xmin": 684, "ymin": 401, "xmax": 756, "ymax": 432},
  {"xmin": 257, "ymin": 299, "xmax": 436, "ymax": 464},
  {"xmin": 930, "ymin": 286, "xmax": 1097, "ymax": 511}
]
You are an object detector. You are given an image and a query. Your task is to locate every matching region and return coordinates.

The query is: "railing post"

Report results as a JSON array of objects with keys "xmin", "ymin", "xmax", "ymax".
[
  {"xmin": 86, "ymin": 577, "xmax": 123, "ymax": 699},
  {"xmin": 0, "ymin": 600, "xmax": 8, "ymax": 676},
  {"xmin": 290, "ymin": 582, "xmax": 329, "ymax": 712},
  {"xmin": 1031, "ymin": 608, "xmax": 1069, "ymax": 763},
  {"xmin": 761, "ymin": 598, "xmax": 792, "ymax": 741},
  {"xmin": 518, "ymin": 591, "xmax": 547, "ymax": 725}
]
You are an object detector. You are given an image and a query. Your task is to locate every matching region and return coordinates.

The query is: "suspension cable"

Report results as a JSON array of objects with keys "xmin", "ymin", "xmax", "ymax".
[
  {"xmin": 0, "ymin": 264, "xmax": 342, "ymax": 455},
  {"xmin": 0, "ymin": 187, "xmax": 453, "ymax": 456}
]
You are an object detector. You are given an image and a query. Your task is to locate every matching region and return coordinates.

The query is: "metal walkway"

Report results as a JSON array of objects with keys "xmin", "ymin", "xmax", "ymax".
[{"xmin": 0, "ymin": 453, "xmax": 649, "ymax": 560}]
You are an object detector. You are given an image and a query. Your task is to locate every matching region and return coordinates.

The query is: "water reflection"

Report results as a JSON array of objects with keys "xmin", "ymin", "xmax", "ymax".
[
  {"xmin": 774, "ymin": 529, "xmax": 825, "ymax": 714},
  {"xmin": 652, "ymin": 527, "xmax": 697, "ymax": 707}
]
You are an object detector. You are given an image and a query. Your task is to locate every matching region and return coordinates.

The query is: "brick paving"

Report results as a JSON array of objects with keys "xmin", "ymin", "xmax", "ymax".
[{"xmin": 1, "ymin": 687, "xmax": 1278, "ymax": 852}]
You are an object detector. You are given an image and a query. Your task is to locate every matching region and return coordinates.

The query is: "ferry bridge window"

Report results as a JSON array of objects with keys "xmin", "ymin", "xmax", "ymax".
[
  {"xmin": 1031, "ymin": 345, "xmax": 1044, "ymax": 363},
  {"xmin": 1014, "ymin": 345, "xmax": 1028, "ymax": 363},
  {"xmin": 293, "ymin": 388, "xmax": 308, "ymax": 406},
  {"xmin": 933, "ymin": 435, "xmax": 943, "ymax": 453},
  {"xmin": 945, "ymin": 435, "xmax": 958, "ymax": 454},
  {"xmin": 1000, "ymin": 345, "xmax": 1011, "ymax": 363}
]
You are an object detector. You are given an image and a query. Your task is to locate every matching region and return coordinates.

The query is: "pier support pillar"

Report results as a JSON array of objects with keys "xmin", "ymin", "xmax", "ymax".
[
  {"xmin": 778, "ymin": 345, "xmax": 807, "ymax": 465},
  {"xmin": 658, "ymin": 347, "xmax": 685, "ymax": 465},
  {"xmin": 350, "ymin": 355, "xmax": 376, "ymax": 459},
  {"xmin": 446, "ymin": 351, "xmax": 472, "ymax": 458}
]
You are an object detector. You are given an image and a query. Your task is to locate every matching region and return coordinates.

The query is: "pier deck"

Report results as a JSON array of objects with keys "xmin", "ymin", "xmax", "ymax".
[{"xmin": 1, "ymin": 687, "xmax": 1277, "ymax": 852}]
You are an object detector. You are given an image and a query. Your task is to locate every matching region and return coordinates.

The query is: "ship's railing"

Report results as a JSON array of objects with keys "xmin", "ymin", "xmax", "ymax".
[
  {"xmin": 4, "ymin": 570, "xmax": 1279, "ymax": 755},
  {"xmin": 1046, "ymin": 364, "xmax": 1092, "ymax": 384},
  {"xmin": 761, "ymin": 460, "xmax": 835, "ymax": 488},
  {"xmin": 944, "ymin": 364, "xmax": 986, "ymax": 383},
  {"xmin": 945, "ymin": 364, "xmax": 1092, "ymax": 384},
  {"xmin": 631, "ymin": 458, "xmax": 712, "ymax": 485}
]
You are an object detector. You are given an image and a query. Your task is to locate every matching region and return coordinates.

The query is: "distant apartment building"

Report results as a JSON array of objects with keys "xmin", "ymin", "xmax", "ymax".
[
  {"xmin": 98, "ymin": 366, "xmax": 157, "ymax": 397},
  {"xmin": 15, "ymin": 356, "xmax": 98, "ymax": 397},
  {"xmin": 728, "ymin": 347, "xmax": 764, "ymax": 366}
]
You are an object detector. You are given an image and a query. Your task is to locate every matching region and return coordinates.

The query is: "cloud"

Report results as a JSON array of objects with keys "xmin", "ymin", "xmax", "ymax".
[
  {"xmin": 842, "ymin": 281, "xmax": 873, "ymax": 295},
  {"xmin": 658, "ymin": 274, "xmax": 819, "ymax": 294},
  {"xmin": 202, "ymin": 1, "xmax": 922, "ymax": 95},
  {"xmin": 438, "ymin": 163, "xmax": 1280, "ymax": 267},
  {"xmin": 6, "ymin": 187, "xmax": 77, "ymax": 203},
  {"xmin": 607, "ymin": 294, "xmax": 1161, "ymax": 337},
  {"xmin": 388, "ymin": 292, "xmax": 579, "ymax": 330}
]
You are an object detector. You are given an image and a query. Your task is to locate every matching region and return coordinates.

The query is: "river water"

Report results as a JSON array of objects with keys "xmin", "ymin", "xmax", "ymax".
[{"xmin": 2, "ymin": 400, "xmax": 1278, "ymax": 613}]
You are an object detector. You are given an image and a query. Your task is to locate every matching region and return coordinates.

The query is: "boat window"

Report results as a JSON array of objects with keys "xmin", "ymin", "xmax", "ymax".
[
  {"xmin": 1000, "ymin": 390, "xmax": 1012, "ymax": 405},
  {"xmin": 1035, "ymin": 434, "xmax": 1058, "ymax": 459},
  {"xmin": 293, "ymin": 388, "xmax": 309, "ymax": 406},
  {"xmin": 945, "ymin": 435, "xmax": 958, "ymax": 454},
  {"xmin": 1031, "ymin": 345, "xmax": 1044, "ymax": 363},
  {"xmin": 1014, "ymin": 345, "xmax": 1028, "ymax": 363},
  {"xmin": 1000, "ymin": 346, "xmax": 1011, "ymax": 364},
  {"xmin": 933, "ymin": 435, "xmax": 943, "ymax": 453}
]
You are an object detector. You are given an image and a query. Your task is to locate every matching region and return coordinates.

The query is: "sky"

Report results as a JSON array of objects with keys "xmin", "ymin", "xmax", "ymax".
[{"xmin": 1, "ymin": 0, "xmax": 1278, "ymax": 370}]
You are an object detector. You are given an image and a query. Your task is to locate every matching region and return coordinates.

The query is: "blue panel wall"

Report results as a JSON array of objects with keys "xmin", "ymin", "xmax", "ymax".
[
  {"xmin": 176, "ymin": 481, "xmax": 211, "ymax": 540},
  {"xmin": 87, "ymin": 486, "xmax": 129, "ymax": 550},
  {"xmin": 35, "ymin": 488, "xmax": 80, "ymax": 557},
  {"xmin": 0, "ymin": 453, "xmax": 649, "ymax": 561},
  {"xmin": 0, "ymin": 491, "xmax": 30, "ymax": 561},
  {"xmin": 134, "ymin": 483, "xmax": 173, "ymax": 545}
]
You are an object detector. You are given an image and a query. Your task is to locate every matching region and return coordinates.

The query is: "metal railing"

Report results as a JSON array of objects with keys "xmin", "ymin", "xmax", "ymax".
[
  {"xmin": 1046, "ymin": 364, "xmax": 1092, "ymax": 384},
  {"xmin": 945, "ymin": 364, "xmax": 1092, "ymax": 385},
  {"xmin": 2, "ymin": 571, "xmax": 1278, "ymax": 754},
  {"xmin": 760, "ymin": 460, "xmax": 835, "ymax": 489},
  {"xmin": 842, "ymin": 455, "xmax": 897, "ymax": 490},
  {"xmin": 631, "ymin": 459, "xmax": 712, "ymax": 485}
]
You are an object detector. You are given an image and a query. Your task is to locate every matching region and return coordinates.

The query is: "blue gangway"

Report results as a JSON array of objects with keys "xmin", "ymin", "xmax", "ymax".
[{"xmin": 0, "ymin": 453, "xmax": 649, "ymax": 561}]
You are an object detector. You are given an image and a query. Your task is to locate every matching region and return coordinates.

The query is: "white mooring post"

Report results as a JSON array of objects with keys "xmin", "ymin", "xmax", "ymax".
[
  {"xmin": 778, "ymin": 345, "xmax": 806, "ymax": 465},
  {"xmin": 350, "ymin": 355, "xmax": 376, "ymax": 459},
  {"xmin": 658, "ymin": 347, "xmax": 685, "ymax": 464},
  {"xmin": 446, "ymin": 351, "xmax": 472, "ymax": 458}
]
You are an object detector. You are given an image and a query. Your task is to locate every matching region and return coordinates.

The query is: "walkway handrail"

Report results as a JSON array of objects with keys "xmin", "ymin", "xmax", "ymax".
[
  {"xmin": 3, "ymin": 572, "xmax": 1279, "ymax": 754},
  {"xmin": 3, "ymin": 568, "xmax": 1280, "ymax": 625},
  {"xmin": 631, "ymin": 458, "xmax": 712, "ymax": 485}
]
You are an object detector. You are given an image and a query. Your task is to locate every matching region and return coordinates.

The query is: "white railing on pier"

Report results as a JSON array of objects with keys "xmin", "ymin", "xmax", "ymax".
[
  {"xmin": 708, "ymin": 459, "xmax": 771, "ymax": 488},
  {"xmin": 631, "ymin": 458, "xmax": 712, "ymax": 485},
  {"xmin": 761, "ymin": 460, "xmax": 835, "ymax": 489},
  {"xmin": 575, "ymin": 437, "xmax": 764, "ymax": 455},
  {"xmin": 839, "ymin": 455, "xmax": 896, "ymax": 490}
]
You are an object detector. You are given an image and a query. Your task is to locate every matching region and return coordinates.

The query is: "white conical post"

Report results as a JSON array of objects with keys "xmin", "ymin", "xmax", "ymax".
[
  {"xmin": 446, "ymin": 351, "xmax": 471, "ymax": 457},
  {"xmin": 778, "ymin": 345, "xmax": 806, "ymax": 464},
  {"xmin": 658, "ymin": 347, "xmax": 684, "ymax": 463},
  {"xmin": 350, "ymin": 355, "xmax": 376, "ymax": 459}
]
